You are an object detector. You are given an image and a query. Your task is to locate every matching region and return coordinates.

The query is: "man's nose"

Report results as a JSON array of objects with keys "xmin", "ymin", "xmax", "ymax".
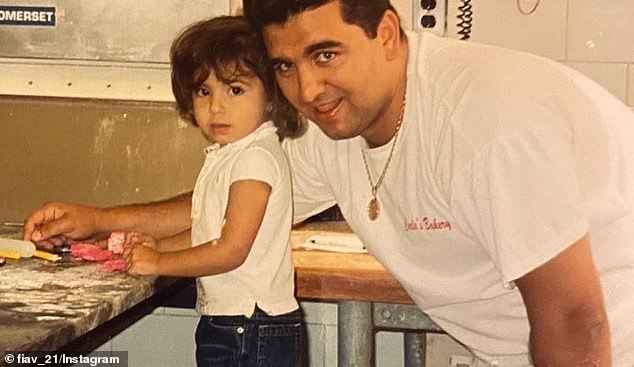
[{"xmin": 297, "ymin": 68, "xmax": 324, "ymax": 104}]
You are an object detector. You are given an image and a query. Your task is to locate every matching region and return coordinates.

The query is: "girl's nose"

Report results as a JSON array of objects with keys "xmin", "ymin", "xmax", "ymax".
[{"xmin": 209, "ymin": 96, "xmax": 222, "ymax": 114}]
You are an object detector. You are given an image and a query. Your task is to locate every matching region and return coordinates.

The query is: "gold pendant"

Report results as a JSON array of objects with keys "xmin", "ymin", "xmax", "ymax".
[{"xmin": 368, "ymin": 197, "xmax": 379, "ymax": 220}]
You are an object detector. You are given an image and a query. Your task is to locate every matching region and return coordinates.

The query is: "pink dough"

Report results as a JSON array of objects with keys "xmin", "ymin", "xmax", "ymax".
[
  {"xmin": 70, "ymin": 243, "xmax": 113, "ymax": 261},
  {"xmin": 107, "ymin": 232, "xmax": 125, "ymax": 254},
  {"xmin": 100, "ymin": 259, "xmax": 126, "ymax": 272},
  {"xmin": 70, "ymin": 232, "xmax": 128, "ymax": 272}
]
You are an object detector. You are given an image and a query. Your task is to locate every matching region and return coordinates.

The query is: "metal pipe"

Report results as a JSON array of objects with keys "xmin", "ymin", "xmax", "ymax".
[{"xmin": 338, "ymin": 301, "xmax": 374, "ymax": 367}]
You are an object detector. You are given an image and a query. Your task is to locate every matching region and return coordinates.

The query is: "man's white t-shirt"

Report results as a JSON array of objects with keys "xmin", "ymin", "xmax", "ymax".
[
  {"xmin": 192, "ymin": 122, "xmax": 298, "ymax": 317},
  {"xmin": 285, "ymin": 32, "xmax": 634, "ymax": 366}
]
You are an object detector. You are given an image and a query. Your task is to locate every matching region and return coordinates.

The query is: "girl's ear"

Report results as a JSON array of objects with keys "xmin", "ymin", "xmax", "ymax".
[{"xmin": 376, "ymin": 9, "xmax": 402, "ymax": 61}]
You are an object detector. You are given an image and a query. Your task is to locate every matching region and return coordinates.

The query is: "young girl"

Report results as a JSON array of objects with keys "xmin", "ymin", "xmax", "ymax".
[{"xmin": 123, "ymin": 16, "xmax": 304, "ymax": 367}]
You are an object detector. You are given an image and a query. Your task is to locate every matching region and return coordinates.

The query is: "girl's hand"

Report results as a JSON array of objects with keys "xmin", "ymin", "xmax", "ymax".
[
  {"xmin": 124, "ymin": 243, "xmax": 161, "ymax": 275},
  {"xmin": 123, "ymin": 232, "xmax": 158, "ymax": 250},
  {"xmin": 123, "ymin": 232, "xmax": 160, "ymax": 275}
]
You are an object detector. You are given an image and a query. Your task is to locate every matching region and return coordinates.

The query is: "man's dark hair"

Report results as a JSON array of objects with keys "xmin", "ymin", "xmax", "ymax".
[{"xmin": 243, "ymin": 0, "xmax": 402, "ymax": 39}]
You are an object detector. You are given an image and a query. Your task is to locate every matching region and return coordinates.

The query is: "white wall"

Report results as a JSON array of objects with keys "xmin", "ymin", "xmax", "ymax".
[{"xmin": 392, "ymin": 0, "xmax": 634, "ymax": 110}]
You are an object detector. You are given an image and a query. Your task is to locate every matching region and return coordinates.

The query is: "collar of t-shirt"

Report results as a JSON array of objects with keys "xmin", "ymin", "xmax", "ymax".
[{"xmin": 203, "ymin": 121, "xmax": 276, "ymax": 157}]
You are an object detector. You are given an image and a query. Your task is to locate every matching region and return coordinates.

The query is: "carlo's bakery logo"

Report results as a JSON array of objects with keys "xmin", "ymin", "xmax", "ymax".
[{"xmin": 405, "ymin": 216, "xmax": 452, "ymax": 231}]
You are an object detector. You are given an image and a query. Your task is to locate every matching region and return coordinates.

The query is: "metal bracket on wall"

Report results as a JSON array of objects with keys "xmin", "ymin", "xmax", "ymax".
[
  {"xmin": 373, "ymin": 303, "xmax": 443, "ymax": 331},
  {"xmin": 373, "ymin": 303, "xmax": 444, "ymax": 367},
  {"xmin": 0, "ymin": 58, "xmax": 173, "ymax": 102}
]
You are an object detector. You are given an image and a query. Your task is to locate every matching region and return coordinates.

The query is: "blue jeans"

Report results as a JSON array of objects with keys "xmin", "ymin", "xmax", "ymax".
[{"xmin": 195, "ymin": 307, "xmax": 304, "ymax": 367}]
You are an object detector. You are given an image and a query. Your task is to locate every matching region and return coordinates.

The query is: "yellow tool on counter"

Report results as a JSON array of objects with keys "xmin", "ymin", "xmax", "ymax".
[
  {"xmin": 33, "ymin": 250, "xmax": 61, "ymax": 262},
  {"xmin": 0, "ymin": 238, "xmax": 60, "ymax": 262},
  {"xmin": 0, "ymin": 249, "xmax": 21, "ymax": 259}
]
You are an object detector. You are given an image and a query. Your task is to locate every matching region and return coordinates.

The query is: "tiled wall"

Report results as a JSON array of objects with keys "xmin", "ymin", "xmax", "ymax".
[{"xmin": 393, "ymin": 0, "xmax": 634, "ymax": 109}]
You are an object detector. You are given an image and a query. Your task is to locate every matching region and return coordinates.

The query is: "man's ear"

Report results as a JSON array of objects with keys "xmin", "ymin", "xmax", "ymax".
[{"xmin": 376, "ymin": 10, "xmax": 402, "ymax": 60}]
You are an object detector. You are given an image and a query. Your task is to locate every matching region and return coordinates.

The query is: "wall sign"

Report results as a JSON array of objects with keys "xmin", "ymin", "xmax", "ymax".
[
  {"xmin": 0, "ymin": 6, "xmax": 56, "ymax": 26},
  {"xmin": 0, "ymin": 0, "xmax": 230, "ymax": 101}
]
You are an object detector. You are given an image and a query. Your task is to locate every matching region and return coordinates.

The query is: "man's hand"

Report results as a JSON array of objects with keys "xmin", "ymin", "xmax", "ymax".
[{"xmin": 23, "ymin": 202, "xmax": 100, "ymax": 250}]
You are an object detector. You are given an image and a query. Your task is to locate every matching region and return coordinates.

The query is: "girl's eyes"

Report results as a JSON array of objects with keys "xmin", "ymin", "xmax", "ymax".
[
  {"xmin": 228, "ymin": 86, "xmax": 244, "ymax": 96},
  {"xmin": 194, "ymin": 87, "xmax": 209, "ymax": 97},
  {"xmin": 194, "ymin": 85, "xmax": 244, "ymax": 97}
]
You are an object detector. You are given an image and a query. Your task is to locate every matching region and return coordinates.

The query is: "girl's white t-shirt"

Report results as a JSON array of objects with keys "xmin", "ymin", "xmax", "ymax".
[{"xmin": 192, "ymin": 122, "xmax": 298, "ymax": 317}]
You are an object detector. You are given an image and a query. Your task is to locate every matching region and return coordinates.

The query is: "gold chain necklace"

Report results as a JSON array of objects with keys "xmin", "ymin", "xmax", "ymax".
[{"xmin": 361, "ymin": 92, "xmax": 406, "ymax": 220}]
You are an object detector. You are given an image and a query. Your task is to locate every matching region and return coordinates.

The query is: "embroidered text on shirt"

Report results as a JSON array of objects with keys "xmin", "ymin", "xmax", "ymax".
[{"xmin": 405, "ymin": 217, "xmax": 452, "ymax": 231}]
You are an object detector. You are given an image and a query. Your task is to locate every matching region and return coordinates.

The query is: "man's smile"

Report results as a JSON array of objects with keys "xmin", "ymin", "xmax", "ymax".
[{"xmin": 313, "ymin": 98, "xmax": 343, "ymax": 121}]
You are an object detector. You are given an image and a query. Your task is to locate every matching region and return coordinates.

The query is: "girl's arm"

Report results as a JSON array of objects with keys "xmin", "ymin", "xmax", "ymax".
[{"xmin": 125, "ymin": 179, "xmax": 270, "ymax": 277}]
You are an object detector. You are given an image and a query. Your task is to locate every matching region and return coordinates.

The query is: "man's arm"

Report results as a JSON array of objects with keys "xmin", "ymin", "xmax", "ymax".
[
  {"xmin": 98, "ymin": 192, "xmax": 193, "ymax": 238},
  {"xmin": 23, "ymin": 192, "xmax": 193, "ymax": 250},
  {"xmin": 155, "ymin": 229, "xmax": 192, "ymax": 252},
  {"xmin": 515, "ymin": 235, "xmax": 611, "ymax": 366}
]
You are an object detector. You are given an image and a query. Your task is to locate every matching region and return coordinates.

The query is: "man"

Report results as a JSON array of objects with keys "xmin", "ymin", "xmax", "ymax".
[{"xmin": 25, "ymin": 1, "xmax": 634, "ymax": 366}]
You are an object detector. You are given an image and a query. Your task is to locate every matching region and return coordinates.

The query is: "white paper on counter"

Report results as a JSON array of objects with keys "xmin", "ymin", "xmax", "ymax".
[{"xmin": 299, "ymin": 233, "xmax": 367, "ymax": 253}]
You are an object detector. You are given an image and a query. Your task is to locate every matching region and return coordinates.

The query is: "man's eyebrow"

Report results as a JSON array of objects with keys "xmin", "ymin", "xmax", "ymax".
[{"xmin": 305, "ymin": 40, "xmax": 343, "ymax": 56}]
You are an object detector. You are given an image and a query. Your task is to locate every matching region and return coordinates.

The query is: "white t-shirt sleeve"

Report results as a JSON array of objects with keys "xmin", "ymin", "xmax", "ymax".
[
  {"xmin": 450, "ymin": 127, "xmax": 589, "ymax": 284},
  {"xmin": 283, "ymin": 123, "xmax": 338, "ymax": 222},
  {"xmin": 230, "ymin": 146, "xmax": 279, "ymax": 188}
]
